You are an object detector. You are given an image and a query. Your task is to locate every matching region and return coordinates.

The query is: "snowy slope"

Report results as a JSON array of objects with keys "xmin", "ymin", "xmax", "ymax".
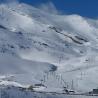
[
  {"xmin": 0, "ymin": 2, "xmax": 98, "ymax": 95},
  {"xmin": 0, "ymin": 86, "xmax": 90, "ymax": 98}
]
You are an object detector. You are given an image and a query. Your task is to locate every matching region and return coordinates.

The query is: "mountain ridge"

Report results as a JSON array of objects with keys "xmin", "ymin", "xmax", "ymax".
[{"xmin": 0, "ymin": 2, "xmax": 98, "ymax": 93}]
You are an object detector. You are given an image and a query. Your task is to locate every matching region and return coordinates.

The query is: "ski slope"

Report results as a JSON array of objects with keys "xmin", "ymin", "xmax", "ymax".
[{"xmin": 0, "ymin": 2, "xmax": 98, "ymax": 95}]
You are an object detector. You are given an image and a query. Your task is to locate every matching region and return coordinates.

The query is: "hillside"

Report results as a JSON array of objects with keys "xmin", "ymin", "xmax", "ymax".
[{"xmin": 0, "ymin": 2, "xmax": 98, "ymax": 96}]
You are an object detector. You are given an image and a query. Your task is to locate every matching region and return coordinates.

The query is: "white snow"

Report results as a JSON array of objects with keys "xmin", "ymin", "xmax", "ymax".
[{"xmin": 0, "ymin": 2, "xmax": 98, "ymax": 97}]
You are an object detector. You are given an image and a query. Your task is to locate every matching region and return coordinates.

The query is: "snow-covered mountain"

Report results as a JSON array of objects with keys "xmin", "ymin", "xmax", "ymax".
[{"xmin": 0, "ymin": 2, "xmax": 98, "ymax": 96}]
